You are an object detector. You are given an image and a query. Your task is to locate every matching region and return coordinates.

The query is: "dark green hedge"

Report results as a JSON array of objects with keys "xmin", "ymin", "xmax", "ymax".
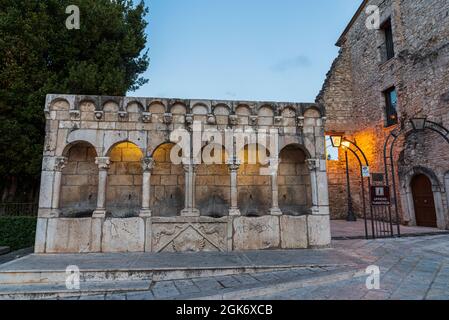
[{"xmin": 0, "ymin": 217, "xmax": 37, "ymax": 251}]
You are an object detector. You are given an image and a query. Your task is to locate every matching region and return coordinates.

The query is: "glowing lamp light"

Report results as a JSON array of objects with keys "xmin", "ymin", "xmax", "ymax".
[
  {"xmin": 410, "ymin": 117, "xmax": 427, "ymax": 131},
  {"xmin": 330, "ymin": 135, "xmax": 343, "ymax": 148},
  {"xmin": 341, "ymin": 141, "xmax": 351, "ymax": 149}
]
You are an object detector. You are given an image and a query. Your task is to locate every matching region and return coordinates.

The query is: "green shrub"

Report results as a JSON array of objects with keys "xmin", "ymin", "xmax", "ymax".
[{"xmin": 0, "ymin": 216, "xmax": 37, "ymax": 251}]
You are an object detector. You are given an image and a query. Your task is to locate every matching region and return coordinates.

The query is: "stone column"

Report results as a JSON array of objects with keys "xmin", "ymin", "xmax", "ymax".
[
  {"xmin": 50, "ymin": 156, "xmax": 68, "ymax": 217},
  {"xmin": 93, "ymin": 157, "xmax": 110, "ymax": 218},
  {"xmin": 269, "ymin": 158, "xmax": 282, "ymax": 216},
  {"xmin": 307, "ymin": 159, "xmax": 320, "ymax": 214},
  {"xmin": 228, "ymin": 160, "xmax": 241, "ymax": 216},
  {"xmin": 140, "ymin": 157, "xmax": 155, "ymax": 217},
  {"xmin": 181, "ymin": 161, "xmax": 200, "ymax": 217}
]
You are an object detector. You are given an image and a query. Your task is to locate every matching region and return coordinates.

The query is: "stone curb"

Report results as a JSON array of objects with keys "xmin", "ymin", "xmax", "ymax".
[{"xmin": 178, "ymin": 267, "xmax": 368, "ymax": 300}]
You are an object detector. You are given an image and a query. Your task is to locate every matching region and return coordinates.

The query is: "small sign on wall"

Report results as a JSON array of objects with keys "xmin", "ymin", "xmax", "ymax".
[
  {"xmin": 370, "ymin": 186, "xmax": 391, "ymax": 206},
  {"xmin": 362, "ymin": 166, "xmax": 370, "ymax": 177}
]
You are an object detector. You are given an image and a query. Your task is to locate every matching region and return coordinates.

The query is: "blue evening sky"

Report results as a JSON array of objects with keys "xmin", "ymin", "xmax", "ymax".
[{"xmin": 130, "ymin": 0, "xmax": 362, "ymax": 102}]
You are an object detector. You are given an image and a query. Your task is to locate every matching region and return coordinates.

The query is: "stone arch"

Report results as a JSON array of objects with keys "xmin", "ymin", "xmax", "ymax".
[
  {"xmin": 147, "ymin": 101, "xmax": 166, "ymax": 124},
  {"xmin": 196, "ymin": 144, "xmax": 230, "ymax": 217},
  {"xmin": 151, "ymin": 143, "xmax": 185, "ymax": 217},
  {"xmin": 192, "ymin": 103, "xmax": 209, "ymax": 115},
  {"xmin": 212, "ymin": 103, "xmax": 231, "ymax": 115},
  {"xmin": 102, "ymin": 100, "xmax": 120, "ymax": 113},
  {"xmin": 170, "ymin": 102, "xmax": 187, "ymax": 115},
  {"xmin": 103, "ymin": 134, "xmax": 146, "ymax": 158},
  {"xmin": 49, "ymin": 98, "xmax": 70, "ymax": 112},
  {"xmin": 258, "ymin": 105, "xmax": 275, "ymax": 126},
  {"xmin": 62, "ymin": 130, "xmax": 100, "ymax": 157},
  {"xmin": 77, "ymin": 97, "xmax": 98, "ymax": 111},
  {"xmin": 106, "ymin": 142, "xmax": 143, "ymax": 217},
  {"xmin": 60, "ymin": 141, "xmax": 99, "ymax": 217},
  {"xmin": 237, "ymin": 144, "xmax": 271, "ymax": 216},
  {"xmin": 235, "ymin": 104, "xmax": 252, "ymax": 126},
  {"xmin": 278, "ymin": 144, "xmax": 312, "ymax": 215},
  {"xmin": 400, "ymin": 166, "xmax": 446, "ymax": 229},
  {"xmin": 125, "ymin": 101, "xmax": 145, "ymax": 113},
  {"xmin": 235, "ymin": 104, "xmax": 252, "ymax": 115},
  {"xmin": 279, "ymin": 137, "xmax": 313, "ymax": 159},
  {"xmin": 303, "ymin": 106, "xmax": 323, "ymax": 118},
  {"xmin": 281, "ymin": 106, "xmax": 297, "ymax": 127}
]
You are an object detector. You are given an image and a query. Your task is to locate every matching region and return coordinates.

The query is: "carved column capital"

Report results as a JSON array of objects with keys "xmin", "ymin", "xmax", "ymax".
[
  {"xmin": 269, "ymin": 157, "xmax": 280, "ymax": 170},
  {"xmin": 54, "ymin": 157, "xmax": 68, "ymax": 172},
  {"xmin": 95, "ymin": 157, "xmax": 111, "ymax": 170},
  {"xmin": 142, "ymin": 157, "xmax": 155, "ymax": 172},
  {"xmin": 297, "ymin": 116, "xmax": 305, "ymax": 128},
  {"xmin": 228, "ymin": 162, "xmax": 240, "ymax": 172},
  {"xmin": 183, "ymin": 163, "xmax": 198, "ymax": 173},
  {"xmin": 306, "ymin": 158, "xmax": 319, "ymax": 171}
]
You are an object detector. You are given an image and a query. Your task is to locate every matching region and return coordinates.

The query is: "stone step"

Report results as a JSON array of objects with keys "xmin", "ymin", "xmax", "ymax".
[
  {"xmin": 185, "ymin": 267, "xmax": 368, "ymax": 300},
  {"xmin": 0, "ymin": 264, "xmax": 337, "ymax": 286},
  {"xmin": 0, "ymin": 280, "xmax": 152, "ymax": 300}
]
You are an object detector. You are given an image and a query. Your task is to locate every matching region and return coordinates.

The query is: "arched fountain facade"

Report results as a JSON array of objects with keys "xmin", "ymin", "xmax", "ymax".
[{"xmin": 35, "ymin": 94, "xmax": 331, "ymax": 253}]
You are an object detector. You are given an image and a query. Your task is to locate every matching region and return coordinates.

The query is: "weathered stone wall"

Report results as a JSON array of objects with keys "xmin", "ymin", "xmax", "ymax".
[
  {"xmin": 60, "ymin": 143, "xmax": 98, "ymax": 217},
  {"xmin": 278, "ymin": 146, "xmax": 312, "ymax": 215},
  {"xmin": 107, "ymin": 142, "xmax": 143, "ymax": 217},
  {"xmin": 196, "ymin": 147, "xmax": 230, "ymax": 218},
  {"xmin": 319, "ymin": 0, "xmax": 449, "ymax": 228},
  {"xmin": 237, "ymin": 146, "xmax": 271, "ymax": 216},
  {"xmin": 35, "ymin": 94, "xmax": 331, "ymax": 253},
  {"xmin": 151, "ymin": 143, "xmax": 185, "ymax": 217}
]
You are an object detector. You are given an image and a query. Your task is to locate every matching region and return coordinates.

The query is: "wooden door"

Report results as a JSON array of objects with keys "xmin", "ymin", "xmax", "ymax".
[{"xmin": 411, "ymin": 174, "xmax": 437, "ymax": 228}]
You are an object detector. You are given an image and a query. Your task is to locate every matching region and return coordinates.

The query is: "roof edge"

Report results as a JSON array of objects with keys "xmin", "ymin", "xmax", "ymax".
[{"xmin": 336, "ymin": 0, "xmax": 369, "ymax": 47}]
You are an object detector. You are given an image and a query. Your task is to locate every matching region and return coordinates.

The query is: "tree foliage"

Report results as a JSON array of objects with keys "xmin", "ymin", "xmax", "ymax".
[{"xmin": 0, "ymin": 0, "xmax": 149, "ymax": 200}]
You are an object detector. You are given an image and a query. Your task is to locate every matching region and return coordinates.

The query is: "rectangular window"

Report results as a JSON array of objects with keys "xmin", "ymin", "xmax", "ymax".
[
  {"xmin": 381, "ymin": 19, "xmax": 395, "ymax": 61},
  {"xmin": 384, "ymin": 87, "xmax": 398, "ymax": 127}
]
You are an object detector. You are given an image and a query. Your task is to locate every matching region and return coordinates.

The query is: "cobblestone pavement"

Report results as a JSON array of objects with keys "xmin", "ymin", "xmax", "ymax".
[
  {"xmin": 59, "ymin": 234, "xmax": 449, "ymax": 300},
  {"xmin": 250, "ymin": 235, "xmax": 449, "ymax": 300}
]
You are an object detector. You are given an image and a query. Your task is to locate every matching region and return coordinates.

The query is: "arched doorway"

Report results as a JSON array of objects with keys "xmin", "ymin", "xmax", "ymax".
[{"xmin": 411, "ymin": 174, "xmax": 437, "ymax": 228}]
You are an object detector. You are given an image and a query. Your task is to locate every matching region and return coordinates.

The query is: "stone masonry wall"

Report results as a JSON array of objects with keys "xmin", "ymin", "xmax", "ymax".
[
  {"xmin": 319, "ymin": 0, "xmax": 449, "ymax": 228},
  {"xmin": 107, "ymin": 142, "xmax": 143, "ymax": 217},
  {"xmin": 151, "ymin": 143, "xmax": 185, "ymax": 217},
  {"xmin": 60, "ymin": 143, "xmax": 98, "ymax": 217}
]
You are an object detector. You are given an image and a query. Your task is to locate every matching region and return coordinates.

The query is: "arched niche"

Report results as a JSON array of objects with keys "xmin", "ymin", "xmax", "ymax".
[
  {"xmin": 213, "ymin": 104, "xmax": 230, "ymax": 126},
  {"xmin": 60, "ymin": 142, "xmax": 98, "ymax": 217},
  {"xmin": 151, "ymin": 143, "xmax": 185, "ymax": 217},
  {"xmin": 258, "ymin": 106, "xmax": 274, "ymax": 126},
  {"xmin": 235, "ymin": 105, "xmax": 252, "ymax": 125},
  {"xmin": 196, "ymin": 145, "xmax": 230, "ymax": 217},
  {"xmin": 237, "ymin": 144, "xmax": 271, "ymax": 216},
  {"xmin": 106, "ymin": 142, "xmax": 143, "ymax": 217},
  {"xmin": 281, "ymin": 107, "xmax": 297, "ymax": 127},
  {"xmin": 149, "ymin": 102, "xmax": 166, "ymax": 124},
  {"xmin": 278, "ymin": 144, "xmax": 312, "ymax": 215}
]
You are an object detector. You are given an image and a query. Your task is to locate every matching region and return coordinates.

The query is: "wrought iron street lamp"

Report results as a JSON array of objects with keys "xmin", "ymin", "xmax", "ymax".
[
  {"xmin": 410, "ymin": 117, "xmax": 427, "ymax": 131},
  {"xmin": 330, "ymin": 135, "xmax": 357, "ymax": 222},
  {"xmin": 343, "ymin": 147, "xmax": 357, "ymax": 222},
  {"xmin": 330, "ymin": 135, "xmax": 343, "ymax": 148}
]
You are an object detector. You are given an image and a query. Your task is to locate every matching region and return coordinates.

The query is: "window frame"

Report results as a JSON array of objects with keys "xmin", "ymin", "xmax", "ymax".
[
  {"xmin": 381, "ymin": 18, "xmax": 395, "ymax": 61},
  {"xmin": 384, "ymin": 87, "xmax": 398, "ymax": 127}
]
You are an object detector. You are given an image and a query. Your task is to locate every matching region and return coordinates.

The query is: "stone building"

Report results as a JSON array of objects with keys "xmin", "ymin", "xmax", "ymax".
[
  {"xmin": 35, "ymin": 94, "xmax": 331, "ymax": 253},
  {"xmin": 318, "ymin": 0, "xmax": 449, "ymax": 229}
]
